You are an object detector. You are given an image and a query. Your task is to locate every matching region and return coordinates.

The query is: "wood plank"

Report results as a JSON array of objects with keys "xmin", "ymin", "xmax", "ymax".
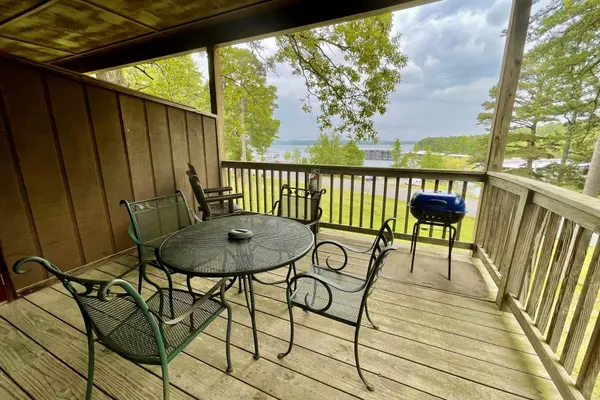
[
  {"xmin": 525, "ymin": 212, "xmax": 561, "ymax": 318},
  {"xmin": 0, "ymin": 86, "xmax": 44, "ymax": 289},
  {"xmin": 498, "ymin": 202, "xmax": 538, "ymax": 307},
  {"xmin": 202, "ymin": 116, "xmax": 221, "ymax": 188},
  {"xmin": 519, "ymin": 208, "xmax": 548, "ymax": 304},
  {"xmin": 46, "ymin": 74, "xmax": 113, "ymax": 262},
  {"xmin": 488, "ymin": 176, "xmax": 529, "ymax": 197},
  {"xmin": 108, "ymin": 263, "xmax": 545, "ymax": 400},
  {"xmin": 547, "ymin": 226, "xmax": 592, "ymax": 351},
  {"xmin": 536, "ymin": 220, "xmax": 575, "ymax": 334},
  {"xmin": 168, "ymin": 107, "xmax": 193, "ymax": 205},
  {"xmin": 0, "ymin": 62, "xmax": 82, "ymax": 271},
  {"xmin": 119, "ymin": 94, "xmax": 155, "ymax": 201},
  {"xmin": 507, "ymin": 295, "xmax": 584, "ymax": 400},
  {"xmin": 186, "ymin": 112, "xmax": 208, "ymax": 188},
  {"xmin": 0, "ymin": 369, "xmax": 30, "ymax": 400},
  {"xmin": 18, "ymin": 289, "xmax": 258, "ymax": 400},
  {"xmin": 0, "ymin": 315, "xmax": 107, "ymax": 399},
  {"xmin": 86, "ymin": 85, "xmax": 134, "ymax": 251},
  {"xmin": 495, "ymin": 192, "xmax": 516, "ymax": 274},
  {"xmin": 145, "ymin": 101, "xmax": 175, "ymax": 197},
  {"xmin": 578, "ymin": 310, "xmax": 600, "ymax": 399},
  {"xmin": 562, "ymin": 241, "xmax": 600, "ymax": 373}
]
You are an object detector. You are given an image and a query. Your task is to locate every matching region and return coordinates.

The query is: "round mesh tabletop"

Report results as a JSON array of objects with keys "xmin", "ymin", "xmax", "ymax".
[{"xmin": 157, "ymin": 214, "xmax": 314, "ymax": 277}]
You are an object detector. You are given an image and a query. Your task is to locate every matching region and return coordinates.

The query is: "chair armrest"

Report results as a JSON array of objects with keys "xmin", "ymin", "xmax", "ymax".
[
  {"xmin": 159, "ymin": 277, "xmax": 228, "ymax": 325},
  {"xmin": 291, "ymin": 271, "xmax": 366, "ymax": 293},
  {"xmin": 205, "ymin": 193, "xmax": 243, "ymax": 202},
  {"xmin": 189, "ymin": 208, "xmax": 202, "ymax": 223},
  {"xmin": 288, "ymin": 271, "xmax": 366, "ymax": 312},
  {"xmin": 268, "ymin": 201, "xmax": 280, "ymax": 215},
  {"xmin": 204, "ymin": 186, "xmax": 233, "ymax": 194}
]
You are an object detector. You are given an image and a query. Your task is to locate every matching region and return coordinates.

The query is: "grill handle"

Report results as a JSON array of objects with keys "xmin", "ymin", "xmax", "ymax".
[{"xmin": 427, "ymin": 199, "xmax": 447, "ymax": 206}]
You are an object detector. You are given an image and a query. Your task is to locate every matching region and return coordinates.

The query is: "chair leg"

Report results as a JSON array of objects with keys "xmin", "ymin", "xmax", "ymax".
[
  {"xmin": 237, "ymin": 276, "xmax": 243, "ymax": 294},
  {"xmin": 277, "ymin": 288, "xmax": 295, "ymax": 359},
  {"xmin": 186, "ymin": 275, "xmax": 194, "ymax": 295},
  {"xmin": 224, "ymin": 301, "xmax": 233, "ymax": 373},
  {"xmin": 137, "ymin": 262, "xmax": 144, "ymax": 295},
  {"xmin": 364, "ymin": 300, "xmax": 379, "ymax": 330},
  {"xmin": 161, "ymin": 361, "xmax": 169, "ymax": 400},
  {"xmin": 354, "ymin": 324, "xmax": 374, "ymax": 391},
  {"xmin": 85, "ymin": 321, "xmax": 95, "ymax": 400}
]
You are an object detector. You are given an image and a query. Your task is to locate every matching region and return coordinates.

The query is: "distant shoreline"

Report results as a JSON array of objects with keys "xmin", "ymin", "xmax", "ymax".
[{"xmin": 273, "ymin": 140, "xmax": 416, "ymax": 146}]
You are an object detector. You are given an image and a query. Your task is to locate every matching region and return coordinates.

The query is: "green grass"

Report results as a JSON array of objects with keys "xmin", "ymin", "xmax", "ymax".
[{"xmin": 227, "ymin": 171, "xmax": 475, "ymax": 243}]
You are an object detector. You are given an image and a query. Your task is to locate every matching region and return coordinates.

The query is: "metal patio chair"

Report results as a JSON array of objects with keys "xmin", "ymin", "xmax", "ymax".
[
  {"xmin": 120, "ymin": 190, "xmax": 198, "ymax": 294},
  {"xmin": 187, "ymin": 164, "xmax": 243, "ymax": 220},
  {"xmin": 278, "ymin": 218, "xmax": 397, "ymax": 391},
  {"xmin": 252, "ymin": 184, "xmax": 327, "ymax": 289},
  {"xmin": 13, "ymin": 256, "xmax": 233, "ymax": 400}
]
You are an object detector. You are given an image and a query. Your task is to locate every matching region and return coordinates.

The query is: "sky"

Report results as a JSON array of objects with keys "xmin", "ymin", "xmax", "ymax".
[{"xmin": 197, "ymin": 0, "xmax": 548, "ymax": 142}]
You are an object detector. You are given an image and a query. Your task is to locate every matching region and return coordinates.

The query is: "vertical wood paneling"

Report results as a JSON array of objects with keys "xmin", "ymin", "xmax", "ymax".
[
  {"xmin": 145, "ymin": 102, "xmax": 175, "ymax": 197},
  {"xmin": 168, "ymin": 107, "xmax": 193, "ymax": 205},
  {"xmin": 120, "ymin": 94, "xmax": 155, "ymax": 200},
  {"xmin": 186, "ymin": 112, "xmax": 208, "ymax": 187},
  {"xmin": 86, "ymin": 86, "xmax": 133, "ymax": 251},
  {"xmin": 46, "ymin": 75, "xmax": 113, "ymax": 262},
  {"xmin": 0, "ymin": 63, "xmax": 82, "ymax": 271},
  {"xmin": 0, "ymin": 90, "xmax": 45, "ymax": 288},
  {"xmin": 202, "ymin": 116, "xmax": 220, "ymax": 187}
]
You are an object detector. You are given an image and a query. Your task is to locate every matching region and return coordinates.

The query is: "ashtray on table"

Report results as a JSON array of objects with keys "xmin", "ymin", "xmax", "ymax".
[{"xmin": 228, "ymin": 229, "xmax": 253, "ymax": 240}]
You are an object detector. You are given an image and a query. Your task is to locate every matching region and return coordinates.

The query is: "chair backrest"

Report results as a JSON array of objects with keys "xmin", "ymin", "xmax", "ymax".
[
  {"xmin": 365, "ymin": 218, "xmax": 395, "ymax": 287},
  {"xmin": 187, "ymin": 171, "xmax": 212, "ymax": 218},
  {"xmin": 362, "ymin": 244, "xmax": 396, "ymax": 301},
  {"xmin": 13, "ymin": 257, "xmax": 164, "ymax": 360},
  {"xmin": 276, "ymin": 184, "xmax": 326, "ymax": 223},
  {"xmin": 121, "ymin": 191, "xmax": 193, "ymax": 259}
]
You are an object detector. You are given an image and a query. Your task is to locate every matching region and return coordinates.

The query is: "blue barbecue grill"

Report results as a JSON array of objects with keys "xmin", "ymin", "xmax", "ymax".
[{"xmin": 409, "ymin": 190, "xmax": 467, "ymax": 280}]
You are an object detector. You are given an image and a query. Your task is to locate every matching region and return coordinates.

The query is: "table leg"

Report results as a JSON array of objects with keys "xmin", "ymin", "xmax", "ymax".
[{"xmin": 242, "ymin": 275, "xmax": 260, "ymax": 360}]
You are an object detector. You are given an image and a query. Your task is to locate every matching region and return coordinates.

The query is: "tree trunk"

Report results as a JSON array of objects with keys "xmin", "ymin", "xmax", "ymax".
[
  {"xmin": 240, "ymin": 99, "xmax": 247, "ymax": 161},
  {"xmin": 526, "ymin": 121, "xmax": 537, "ymax": 170},
  {"xmin": 584, "ymin": 132, "xmax": 600, "ymax": 197},
  {"xmin": 558, "ymin": 113, "xmax": 577, "ymax": 181}
]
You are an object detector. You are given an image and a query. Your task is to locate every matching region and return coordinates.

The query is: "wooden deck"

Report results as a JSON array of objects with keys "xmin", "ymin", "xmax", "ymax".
[{"xmin": 0, "ymin": 231, "xmax": 560, "ymax": 400}]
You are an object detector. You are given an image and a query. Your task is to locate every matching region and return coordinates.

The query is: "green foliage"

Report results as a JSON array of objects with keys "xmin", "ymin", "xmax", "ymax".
[
  {"xmin": 122, "ymin": 56, "xmax": 210, "ymax": 112},
  {"xmin": 307, "ymin": 133, "xmax": 364, "ymax": 166},
  {"xmin": 414, "ymin": 135, "xmax": 486, "ymax": 157},
  {"xmin": 270, "ymin": 14, "xmax": 407, "ymax": 141},
  {"xmin": 291, "ymin": 148, "xmax": 303, "ymax": 163},
  {"xmin": 220, "ymin": 47, "xmax": 280, "ymax": 160},
  {"xmin": 390, "ymin": 139, "xmax": 403, "ymax": 167},
  {"xmin": 419, "ymin": 150, "xmax": 445, "ymax": 169},
  {"xmin": 283, "ymin": 151, "xmax": 292, "ymax": 161}
]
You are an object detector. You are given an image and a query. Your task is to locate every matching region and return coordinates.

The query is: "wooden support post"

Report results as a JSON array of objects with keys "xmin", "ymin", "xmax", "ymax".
[
  {"xmin": 486, "ymin": 0, "xmax": 532, "ymax": 172},
  {"xmin": 207, "ymin": 45, "xmax": 225, "ymax": 185}
]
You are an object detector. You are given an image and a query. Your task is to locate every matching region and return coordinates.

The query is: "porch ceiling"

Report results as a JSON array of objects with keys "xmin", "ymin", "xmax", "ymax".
[{"xmin": 0, "ymin": 0, "xmax": 430, "ymax": 73}]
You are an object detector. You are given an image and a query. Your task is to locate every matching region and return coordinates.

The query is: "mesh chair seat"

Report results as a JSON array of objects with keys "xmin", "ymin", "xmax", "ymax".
[
  {"xmin": 80, "ymin": 288, "xmax": 225, "ymax": 364},
  {"xmin": 290, "ymin": 265, "xmax": 366, "ymax": 325}
]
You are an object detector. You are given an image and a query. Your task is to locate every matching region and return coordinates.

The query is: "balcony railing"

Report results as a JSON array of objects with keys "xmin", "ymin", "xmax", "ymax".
[
  {"xmin": 478, "ymin": 172, "xmax": 600, "ymax": 400},
  {"xmin": 221, "ymin": 161, "xmax": 485, "ymax": 249}
]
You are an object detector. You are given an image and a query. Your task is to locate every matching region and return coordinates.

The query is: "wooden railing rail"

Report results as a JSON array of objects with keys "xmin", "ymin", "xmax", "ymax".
[
  {"xmin": 478, "ymin": 172, "xmax": 600, "ymax": 400},
  {"xmin": 221, "ymin": 161, "xmax": 485, "ymax": 249}
]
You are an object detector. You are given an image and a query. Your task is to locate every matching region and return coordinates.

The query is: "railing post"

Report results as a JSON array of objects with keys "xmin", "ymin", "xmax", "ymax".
[{"xmin": 495, "ymin": 189, "xmax": 533, "ymax": 308}]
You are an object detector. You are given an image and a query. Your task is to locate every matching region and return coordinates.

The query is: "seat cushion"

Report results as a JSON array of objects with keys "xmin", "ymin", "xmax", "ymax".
[
  {"xmin": 290, "ymin": 265, "xmax": 367, "ymax": 325},
  {"xmin": 83, "ymin": 289, "xmax": 224, "ymax": 363}
]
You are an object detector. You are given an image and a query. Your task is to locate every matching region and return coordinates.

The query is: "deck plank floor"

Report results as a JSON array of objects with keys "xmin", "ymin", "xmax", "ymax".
[{"xmin": 0, "ymin": 231, "xmax": 560, "ymax": 400}]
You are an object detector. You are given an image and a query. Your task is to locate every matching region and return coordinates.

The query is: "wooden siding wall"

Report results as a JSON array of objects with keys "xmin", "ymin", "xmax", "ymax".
[{"xmin": 0, "ymin": 55, "xmax": 221, "ymax": 292}]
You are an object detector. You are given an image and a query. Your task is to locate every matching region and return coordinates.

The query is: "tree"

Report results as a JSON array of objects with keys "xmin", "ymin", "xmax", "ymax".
[
  {"xmin": 269, "ymin": 14, "xmax": 407, "ymax": 141},
  {"xmin": 291, "ymin": 148, "xmax": 303, "ymax": 164},
  {"xmin": 420, "ymin": 150, "xmax": 445, "ymax": 169},
  {"xmin": 220, "ymin": 47, "xmax": 280, "ymax": 160},
  {"xmin": 120, "ymin": 55, "xmax": 210, "ymax": 112},
  {"xmin": 390, "ymin": 139, "xmax": 403, "ymax": 167},
  {"xmin": 343, "ymin": 141, "xmax": 365, "ymax": 166},
  {"xmin": 306, "ymin": 133, "xmax": 364, "ymax": 166},
  {"xmin": 283, "ymin": 151, "xmax": 292, "ymax": 161}
]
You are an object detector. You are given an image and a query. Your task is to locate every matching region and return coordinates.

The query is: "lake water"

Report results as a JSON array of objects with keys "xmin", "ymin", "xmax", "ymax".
[{"xmin": 265, "ymin": 143, "xmax": 414, "ymax": 167}]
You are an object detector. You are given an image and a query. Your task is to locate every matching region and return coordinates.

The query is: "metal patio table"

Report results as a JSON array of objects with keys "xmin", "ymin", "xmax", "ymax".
[{"xmin": 156, "ymin": 214, "xmax": 314, "ymax": 360}]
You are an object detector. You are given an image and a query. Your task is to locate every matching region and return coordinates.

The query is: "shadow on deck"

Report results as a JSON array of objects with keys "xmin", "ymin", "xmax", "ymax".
[{"xmin": 0, "ymin": 230, "xmax": 559, "ymax": 399}]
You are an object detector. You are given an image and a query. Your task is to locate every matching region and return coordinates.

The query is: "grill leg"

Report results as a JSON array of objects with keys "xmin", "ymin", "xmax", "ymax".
[
  {"xmin": 447, "ymin": 225, "xmax": 457, "ymax": 280},
  {"xmin": 410, "ymin": 222, "xmax": 419, "ymax": 273}
]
